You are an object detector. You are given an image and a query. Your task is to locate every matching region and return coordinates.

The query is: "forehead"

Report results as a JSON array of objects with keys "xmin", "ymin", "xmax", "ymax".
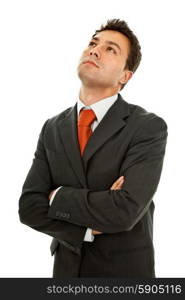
[{"xmin": 92, "ymin": 30, "xmax": 130, "ymax": 53}]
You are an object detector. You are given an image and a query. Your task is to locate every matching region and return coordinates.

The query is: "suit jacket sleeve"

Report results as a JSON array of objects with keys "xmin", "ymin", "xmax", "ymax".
[
  {"xmin": 48, "ymin": 116, "xmax": 168, "ymax": 233},
  {"xmin": 18, "ymin": 120, "xmax": 86, "ymax": 251}
]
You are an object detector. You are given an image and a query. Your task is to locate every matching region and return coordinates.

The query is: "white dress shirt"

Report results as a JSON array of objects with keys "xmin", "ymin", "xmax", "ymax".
[{"xmin": 50, "ymin": 93, "xmax": 118, "ymax": 241}]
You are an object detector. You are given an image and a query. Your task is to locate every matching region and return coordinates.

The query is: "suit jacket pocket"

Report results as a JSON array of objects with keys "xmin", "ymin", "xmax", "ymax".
[{"xmin": 50, "ymin": 238, "xmax": 81, "ymax": 256}]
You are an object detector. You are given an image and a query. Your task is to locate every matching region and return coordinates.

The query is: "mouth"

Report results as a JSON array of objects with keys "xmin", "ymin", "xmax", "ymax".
[{"xmin": 83, "ymin": 61, "xmax": 99, "ymax": 68}]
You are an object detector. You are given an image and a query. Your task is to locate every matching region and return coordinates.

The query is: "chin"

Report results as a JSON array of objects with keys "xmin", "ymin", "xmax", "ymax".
[{"xmin": 78, "ymin": 71, "xmax": 97, "ymax": 85}]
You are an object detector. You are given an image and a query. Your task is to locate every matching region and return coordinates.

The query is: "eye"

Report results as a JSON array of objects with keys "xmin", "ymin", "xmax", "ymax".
[
  {"xmin": 107, "ymin": 46, "xmax": 116, "ymax": 54},
  {"xmin": 88, "ymin": 41, "xmax": 96, "ymax": 47}
]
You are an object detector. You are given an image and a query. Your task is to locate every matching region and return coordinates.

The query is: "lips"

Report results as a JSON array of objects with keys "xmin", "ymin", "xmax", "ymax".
[{"xmin": 83, "ymin": 60, "xmax": 99, "ymax": 68}]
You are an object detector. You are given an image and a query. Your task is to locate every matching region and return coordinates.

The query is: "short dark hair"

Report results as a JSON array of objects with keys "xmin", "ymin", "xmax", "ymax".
[{"xmin": 92, "ymin": 19, "xmax": 142, "ymax": 90}]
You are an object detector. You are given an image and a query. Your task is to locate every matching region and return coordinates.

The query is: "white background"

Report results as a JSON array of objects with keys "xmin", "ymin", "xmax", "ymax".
[{"xmin": 0, "ymin": 0, "xmax": 184, "ymax": 277}]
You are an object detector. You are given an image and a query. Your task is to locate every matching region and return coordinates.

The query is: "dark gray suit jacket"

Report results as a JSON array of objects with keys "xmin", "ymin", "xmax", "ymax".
[{"xmin": 18, "ymin": 94, "xmax": 168, "ymax": 278}]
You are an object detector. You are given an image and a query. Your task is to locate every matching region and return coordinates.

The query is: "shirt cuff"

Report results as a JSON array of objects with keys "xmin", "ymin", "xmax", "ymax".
[
  {"xmin": 49, "ymin": 188, "xmax": 94, "ymax": 242},
  {"xmin": 49, "ymin": 186, "xmax": 62, "ymax": 206},
  {"xmin": 84, "ymin": 228, "xmax": 94, "ymax": 242}
]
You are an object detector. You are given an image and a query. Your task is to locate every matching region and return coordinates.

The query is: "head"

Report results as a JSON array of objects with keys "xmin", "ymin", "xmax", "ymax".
[{"xmin": 77, "ymin": 19, "xmax": 142, "ymax": 92}]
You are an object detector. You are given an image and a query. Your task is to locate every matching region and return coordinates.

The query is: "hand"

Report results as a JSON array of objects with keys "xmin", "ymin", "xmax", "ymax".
[
  {"xmin": 110, "ymin": 175, "xmax": 125, "ymax": 190},
  {"xmin": 92, "ymin": 230, "xmax": 103, "ymax": 235},
  {"xmin": 92, "ymin": 175, "xmax": 125, "ymax": 235}
]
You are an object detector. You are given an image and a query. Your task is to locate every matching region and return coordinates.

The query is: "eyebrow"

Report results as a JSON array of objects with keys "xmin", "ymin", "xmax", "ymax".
[{"xmin": 90, "ymin": 36, "xmax": 121, "ymax": 53}]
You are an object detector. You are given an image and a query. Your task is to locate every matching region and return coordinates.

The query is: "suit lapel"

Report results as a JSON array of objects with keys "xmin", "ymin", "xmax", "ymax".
[
  {"xmin": 57, "ymin": 94, "xmax": 130, "ymax": 186},
  {"xmin": 57, "ymin": 103, "xmax": 87, "ymax": 188},
  {"xmin": 82, "ymin": 94, "xmax": 130, "ymax": 169}
]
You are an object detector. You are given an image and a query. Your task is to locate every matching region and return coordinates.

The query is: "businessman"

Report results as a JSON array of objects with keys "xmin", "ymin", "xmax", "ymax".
[{"xmin": 19, "ymin": 19, "xmax": 168, "ymax": 278}]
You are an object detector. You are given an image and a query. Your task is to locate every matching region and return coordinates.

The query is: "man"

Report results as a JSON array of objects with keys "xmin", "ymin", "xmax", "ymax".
[{"xmin": 19, "ymin": 19, "xmax": 168, "ymax": 278}]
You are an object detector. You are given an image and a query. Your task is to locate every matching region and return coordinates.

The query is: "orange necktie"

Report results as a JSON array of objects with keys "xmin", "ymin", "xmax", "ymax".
[{"xmin": 77, "ymin": 109, "xmax": 97, "ymax": 155}]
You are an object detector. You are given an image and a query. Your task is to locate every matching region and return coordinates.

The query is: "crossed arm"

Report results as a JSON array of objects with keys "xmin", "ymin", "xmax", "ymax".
[
  {"xmin": 19, "ymin": 115, "xmax": 168, "ymax": 244},
  {"xmin": 47, "ymin": 116, "xmax": 168, "ymax": 233},
  {"xmin": 48, "ymin": 176, "xmax": 125, "ymax": 236}
]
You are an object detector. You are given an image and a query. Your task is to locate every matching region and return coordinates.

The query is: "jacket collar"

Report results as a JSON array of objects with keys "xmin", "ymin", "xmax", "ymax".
[{"xmin": 57, "ymin": 93, "xmax": 130, "ymax": 188}]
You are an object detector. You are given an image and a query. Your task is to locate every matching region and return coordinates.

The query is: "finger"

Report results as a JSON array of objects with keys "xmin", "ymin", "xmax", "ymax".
[
  {"xmin": 92, "ymin": 230, "xmax": 103, "ymax": 235},
  {"xmin": 111, "ymin": 180, "xmax": 124, "ymax": 190},
  {"xmin": 111, "ymin": 176, "xmax": 124, "ymax": 190},
  {"xmin": 114, "ymin": 176, "xmax": 124, "ymax": 186},
  {"xmin": 116, "ymin": 176, "xmax": 124, "ymax": 184},
  {"xmin": 117, "ymin": 177, "xmax": 125, "ymax": 186}
]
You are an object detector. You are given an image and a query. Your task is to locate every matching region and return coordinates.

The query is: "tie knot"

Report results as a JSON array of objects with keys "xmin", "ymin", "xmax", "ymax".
[{"xmin": 78, "ymin": 109, "xmax": 97, "ymax": 127}]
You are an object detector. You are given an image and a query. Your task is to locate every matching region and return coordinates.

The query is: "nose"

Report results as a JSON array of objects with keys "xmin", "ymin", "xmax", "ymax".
[{"xmin": 89, "ymin": 46, "xmax": 101, "ymax": 59}]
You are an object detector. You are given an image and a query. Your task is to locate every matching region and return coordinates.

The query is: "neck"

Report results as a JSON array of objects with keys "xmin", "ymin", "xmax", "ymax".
[{"xmin": 79, "ymin": 85, "xmax": 119, "ymax": 106}]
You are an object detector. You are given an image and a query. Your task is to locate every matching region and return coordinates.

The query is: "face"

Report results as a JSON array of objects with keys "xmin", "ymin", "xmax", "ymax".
[{"xmin": 77, "ymin": 30, "xmax": 133, "ymax": 90}]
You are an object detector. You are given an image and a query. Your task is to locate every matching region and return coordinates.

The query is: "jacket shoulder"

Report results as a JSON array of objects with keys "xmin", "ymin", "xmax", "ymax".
[
  {"xmin": 127, "ymin": 100, "xmax": 168, "ymax": 131},
  {"xmin": 47, "ymin": 106, "xmax": 73, "ymax": 126},
  {"xmin": 38, "ymin": 106, "xmax": 74, "ymax": 140}
]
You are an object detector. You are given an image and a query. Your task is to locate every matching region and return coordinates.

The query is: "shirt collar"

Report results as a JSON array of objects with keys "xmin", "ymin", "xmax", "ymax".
[{"xmin": 77, "ymin": 94, "xmax": 118, "ymax": 123}]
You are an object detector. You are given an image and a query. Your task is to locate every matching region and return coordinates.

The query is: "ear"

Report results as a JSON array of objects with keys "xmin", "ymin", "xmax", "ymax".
[{"xmin": 119, "ymin": 70, "xmax": 133, "ymax": 85}]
